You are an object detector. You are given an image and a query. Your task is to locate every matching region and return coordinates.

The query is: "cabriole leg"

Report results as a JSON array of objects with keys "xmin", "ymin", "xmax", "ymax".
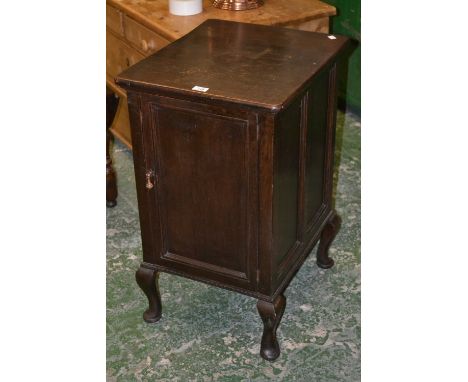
[
  {"xmin": 135, "ymin": 265, "xmax": 162, "ymax": 323},
  {"xmin": 316, "ymin": 212, "xmax": 341, "ymax": 269},
  {"xmin": 256, "ymin": 293, "xmax": 286, "ymax": 361}
]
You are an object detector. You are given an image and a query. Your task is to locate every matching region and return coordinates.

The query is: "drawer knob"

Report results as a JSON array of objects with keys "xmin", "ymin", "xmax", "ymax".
[
  {"xmin": 141, "ymin": 39, "xmax": 156, "ymax": 52},
  {"xmin": 145, "ymin": 170, "xmax": 155, "ymax": 190}
]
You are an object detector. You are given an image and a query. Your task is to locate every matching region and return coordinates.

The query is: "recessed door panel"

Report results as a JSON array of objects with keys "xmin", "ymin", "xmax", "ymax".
[
  {"xmin": 304, "ymin": 70, "xmax": 329, "ymax": 232},
  {"xmin": 147, "ymin": 104, "xmax": 257, "ymax": 287}
]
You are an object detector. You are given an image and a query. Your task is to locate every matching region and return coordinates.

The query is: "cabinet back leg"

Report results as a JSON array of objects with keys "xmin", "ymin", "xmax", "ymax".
[
  {"xmin": 106, "ymin": 90, "xmax": 119, "ymax": 208},
  {"xmin": 316, "ymin": 212, "xmax": 341, "ymax": 269}
]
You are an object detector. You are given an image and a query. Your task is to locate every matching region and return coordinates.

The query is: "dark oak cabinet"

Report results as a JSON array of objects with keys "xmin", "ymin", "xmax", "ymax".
[{"xmin": 116, "ymin": 19, "xmax": 350, "ymax": 361}]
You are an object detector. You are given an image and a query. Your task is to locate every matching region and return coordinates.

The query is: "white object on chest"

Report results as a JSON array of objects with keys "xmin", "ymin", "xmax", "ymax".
[{"xmin": 169, "ymin": 0, "xmax": 203, "ymax": 15}]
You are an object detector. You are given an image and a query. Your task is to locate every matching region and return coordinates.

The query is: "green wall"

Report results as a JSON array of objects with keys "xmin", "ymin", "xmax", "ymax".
[{"xmin": 324, "ymin": 0, "xmax": 361, "ymax": 112}]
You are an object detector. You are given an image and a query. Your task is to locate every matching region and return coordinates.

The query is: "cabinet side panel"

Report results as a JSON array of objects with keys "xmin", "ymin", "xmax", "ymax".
[
  {"xmin": 272, "ymin": 100, "xmax": 301, "ymax": 268},
  {"xmin": 270, "ymin": 64, "xmax": 339, "ymax": 298}
]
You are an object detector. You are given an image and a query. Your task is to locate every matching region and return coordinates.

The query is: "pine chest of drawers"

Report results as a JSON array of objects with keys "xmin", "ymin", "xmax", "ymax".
[
  {"xmin": 106, "ymin": 0, "xmax": 336, "ymax": 148},
  {"xmin": 116, "ymin": 19, "xmax": 349, "ymax": 361}
]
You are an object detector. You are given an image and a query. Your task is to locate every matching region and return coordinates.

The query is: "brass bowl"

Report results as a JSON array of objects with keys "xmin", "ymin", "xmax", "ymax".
[{"xmin": 212, "ymin": 0, "xmax": 264, "ymax": 11}]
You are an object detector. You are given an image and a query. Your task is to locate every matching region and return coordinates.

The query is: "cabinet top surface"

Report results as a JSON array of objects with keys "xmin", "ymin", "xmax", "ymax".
[
  {"xmin": 108, "ymin": 0, "xmax": 335, "ymax": 41},
  {"xmin": 116, "ymin": 19, "xmax": 349, "ymax": 110}
]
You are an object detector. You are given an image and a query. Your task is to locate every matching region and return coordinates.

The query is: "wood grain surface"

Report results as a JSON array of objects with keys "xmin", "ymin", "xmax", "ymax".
[
  {"xmin": 116, "ymin": 20, "xmax": 349, "ymax": 111},
  {"xmin": 108, "ymin": 0, "xmax": 335, "ymax": 41}
]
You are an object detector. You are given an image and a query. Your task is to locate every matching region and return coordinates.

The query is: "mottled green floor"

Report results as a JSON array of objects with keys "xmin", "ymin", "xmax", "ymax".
[{"xmin": 106, "ymin": 111, "xmax": 361, "ymax": 381}]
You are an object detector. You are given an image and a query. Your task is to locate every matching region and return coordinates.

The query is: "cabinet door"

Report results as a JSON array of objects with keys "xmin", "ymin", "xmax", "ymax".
[{"xmin": 143, "ymin": 101, "xmax": 258, "ymax": 291}]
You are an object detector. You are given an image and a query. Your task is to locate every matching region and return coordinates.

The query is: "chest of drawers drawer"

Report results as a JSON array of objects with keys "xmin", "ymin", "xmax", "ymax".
[
  {"xmin": 106, "ymin": 30, "xmax": 145, "ymax": 79},
  {"xmin": 124, "ymin": 15, "xmax": 170, "ymax": 54},
  {"xmin": 106, "ymin": 4, "xmax": 124, "ymax": 36}
]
